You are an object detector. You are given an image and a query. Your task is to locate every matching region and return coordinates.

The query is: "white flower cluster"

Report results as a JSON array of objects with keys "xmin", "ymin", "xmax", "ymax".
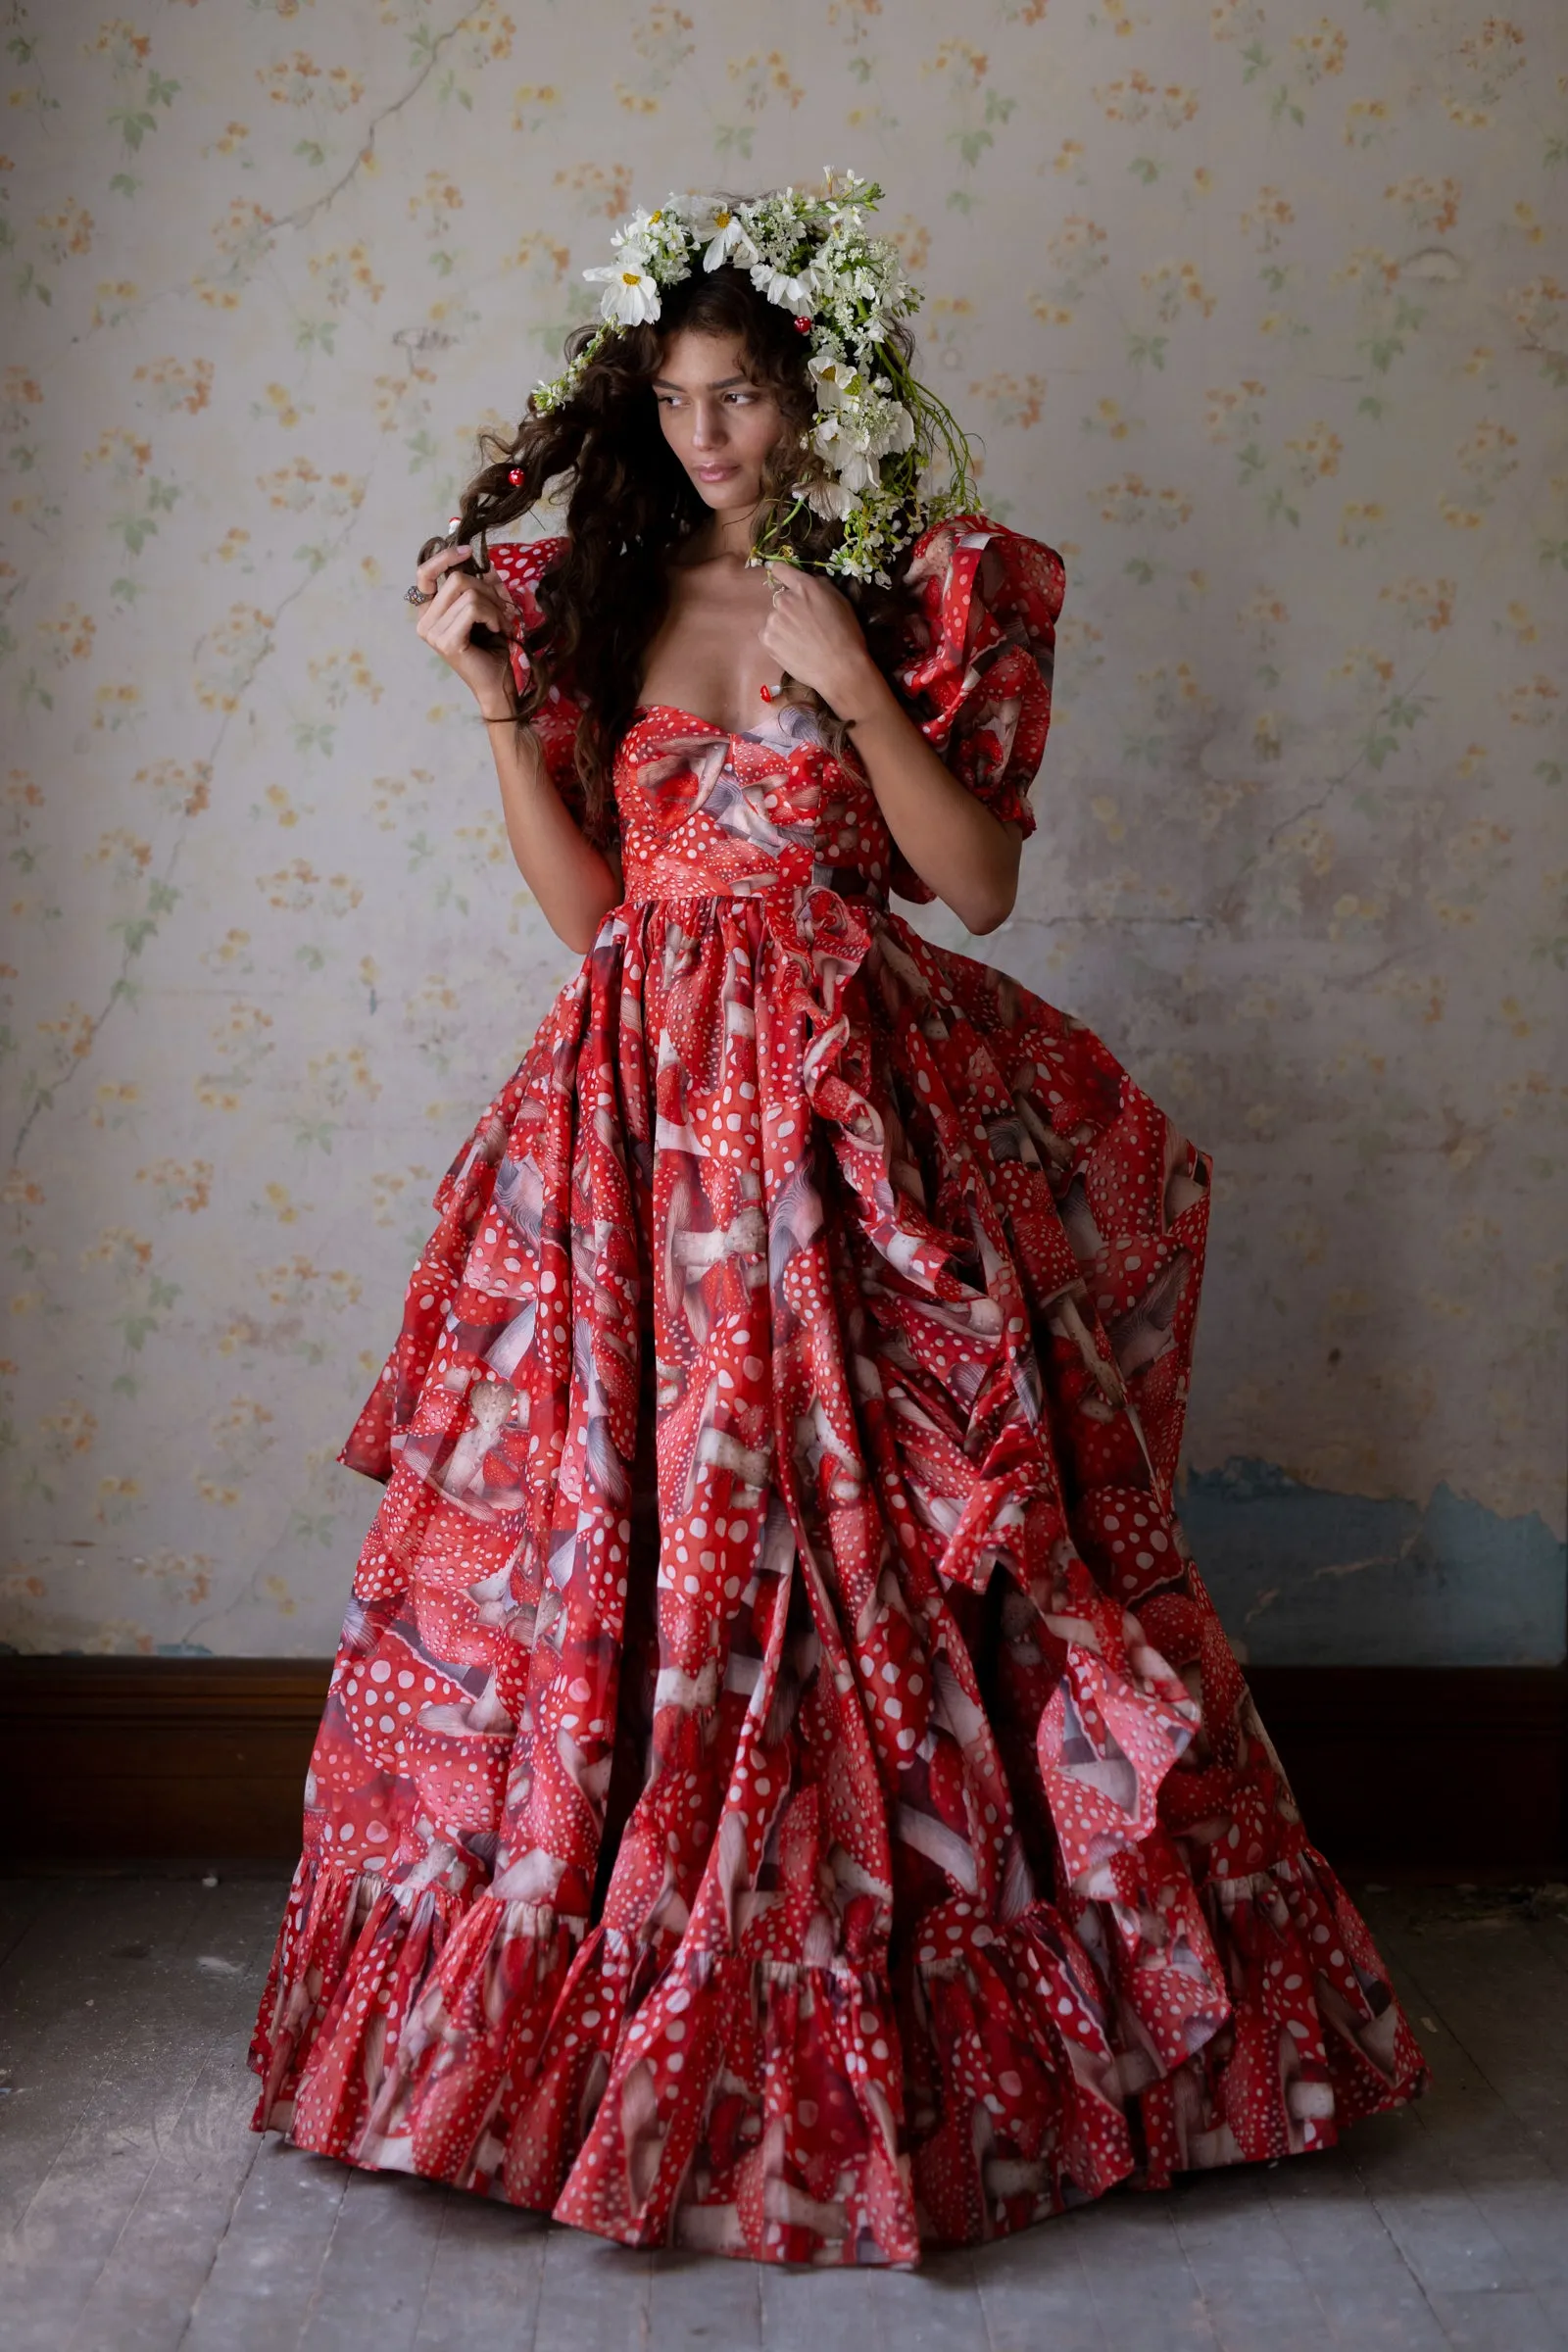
[{"xmin": 530, "ymin": 168, "xmax": 978, "ymax": 584}]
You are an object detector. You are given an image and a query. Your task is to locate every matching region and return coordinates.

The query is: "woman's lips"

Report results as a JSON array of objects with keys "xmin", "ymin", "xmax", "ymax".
[{"xmin": 697, "ymin": 464, "xmax": 737, "ymax": 480}]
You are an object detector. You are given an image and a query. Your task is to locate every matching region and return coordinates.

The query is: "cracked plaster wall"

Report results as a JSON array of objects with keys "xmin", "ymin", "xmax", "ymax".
[{"xmin": 1, "ymin": 0, "xmax": 1563, "ymax": 1659}]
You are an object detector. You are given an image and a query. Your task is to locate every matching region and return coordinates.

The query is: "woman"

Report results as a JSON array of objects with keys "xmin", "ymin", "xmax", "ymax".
[{"xmin": 249, "ymin": 174, "xmax": 1427, "ymax": 2268}]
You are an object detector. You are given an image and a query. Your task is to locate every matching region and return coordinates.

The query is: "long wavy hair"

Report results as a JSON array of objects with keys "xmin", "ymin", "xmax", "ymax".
[{"xmin": 424, "ymin": 250, "xmax": 922, "ymax": 844}]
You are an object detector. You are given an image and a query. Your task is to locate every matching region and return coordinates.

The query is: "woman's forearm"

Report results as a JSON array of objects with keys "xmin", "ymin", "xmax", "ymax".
[
  {"xmin": 482, "ymin": 704, "xmax": 623, "ymax": 954},
  {"xmin": 836, "ymin": 660, "xmax": 1021, "ymax": 934}
]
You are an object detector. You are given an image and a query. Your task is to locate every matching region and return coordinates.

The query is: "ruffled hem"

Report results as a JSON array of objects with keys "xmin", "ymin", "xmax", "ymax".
[{"xmin": 251, "ymin": 1823, "xmax": 1426, "ymax": 2266}]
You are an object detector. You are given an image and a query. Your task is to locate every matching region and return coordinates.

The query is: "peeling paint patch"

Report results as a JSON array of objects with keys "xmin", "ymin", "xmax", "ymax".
[{"xmin": 1179, "ymin": 1458, "xmax": 1567, "ymax": 1667}]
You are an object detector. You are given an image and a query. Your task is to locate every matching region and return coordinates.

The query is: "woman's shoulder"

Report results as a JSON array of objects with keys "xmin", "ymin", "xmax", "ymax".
[
  {"xmin": 890, "ymin": 508, "xmax": 1063, "ymax": 706},
  {"xmin": 880, "ymin": 509, "xmax": 1065, "ymax": 896},
  {"xmin": 900, "ymin": 510, "xmax": 1065, "ymax": 637}
]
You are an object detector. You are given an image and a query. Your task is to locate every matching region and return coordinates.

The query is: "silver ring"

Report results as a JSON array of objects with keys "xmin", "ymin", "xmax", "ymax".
[{"xmin": 406, "ymin": 584, "xmax": 432, "ymax": 606}]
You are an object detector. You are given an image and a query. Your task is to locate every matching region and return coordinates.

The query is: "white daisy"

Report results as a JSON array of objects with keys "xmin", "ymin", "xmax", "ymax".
[
  {"xmin": 804, "ymin": 477, "xmax": 857, "ymax": 519},
  {"xmin": 808, "ymin": 353, "xmax": 864, "ymax": 408},
  {"xmin": 700, "ymin": 208, "xmax": 760, "ymax": 271},
  {"xmin": 812, "ymin": 413, "xmax": 879, "ymax": 491},
  {"xmin": 582, "ymin": 257, "xmax": 663, "ymax": 326},
  {"xmin": 752, "ymin": 261, "xmax": 817, "ymax": 312},
  {"xmin": 613, "ymin": 208, "xmax": 663, "ymax": 249}
]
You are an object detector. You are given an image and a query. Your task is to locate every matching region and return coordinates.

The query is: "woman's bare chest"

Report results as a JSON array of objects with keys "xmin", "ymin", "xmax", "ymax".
[{"xmin": 635, "ymin": 566, "xmax": 781, "ymax": 737}]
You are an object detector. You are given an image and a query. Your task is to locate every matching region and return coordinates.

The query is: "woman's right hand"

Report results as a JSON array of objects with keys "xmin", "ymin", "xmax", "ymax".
[{"xmin": 411, "ymin": 543, "xmax": 517, "ymax": 717}]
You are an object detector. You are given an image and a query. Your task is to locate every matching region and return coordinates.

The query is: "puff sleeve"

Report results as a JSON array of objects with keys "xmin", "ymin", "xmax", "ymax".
[
  {"xmin": 888, "ymin": 511, "xmax": 1065, "ymax": 901},
  {"xmin": 485, "ymin": 534, "xmax": 617, "ymax": 851}
]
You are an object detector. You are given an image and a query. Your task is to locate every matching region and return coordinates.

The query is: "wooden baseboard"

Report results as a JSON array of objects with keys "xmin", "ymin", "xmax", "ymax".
[
  {"xmin": 0, "ymin": 1657, "xmax": 329, "ymax": 1864},
  {"xmin": 1, "ymin": 1657, "xmax": 1563, "ymax": 1872},
  {"xmin": 1241, "ymin": 1665, "xmax": 1567, "ymax": 1876}
]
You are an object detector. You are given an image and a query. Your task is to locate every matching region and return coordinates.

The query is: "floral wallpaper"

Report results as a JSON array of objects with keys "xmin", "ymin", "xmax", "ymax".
[{"xmin": 2, "ymin": 0, "xmax": 1563, "ymax": 1659}]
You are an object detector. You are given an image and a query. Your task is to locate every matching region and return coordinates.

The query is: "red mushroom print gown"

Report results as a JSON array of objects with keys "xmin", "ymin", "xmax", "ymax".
[{"xmin": 249, "ymin": 513, "xmax": 1427, "ymax": 2266}]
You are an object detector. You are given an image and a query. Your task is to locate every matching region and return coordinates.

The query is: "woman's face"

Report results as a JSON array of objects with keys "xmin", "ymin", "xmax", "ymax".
[{"xmin": 653, "ymin": 327, "xmax": 788, "ymax": 519}]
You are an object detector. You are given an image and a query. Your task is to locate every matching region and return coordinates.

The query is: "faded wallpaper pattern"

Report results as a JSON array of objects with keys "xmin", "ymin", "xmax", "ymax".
[{"xmin": 2, "ymin": 0, "xmax": 1564, "ymax": 1660}]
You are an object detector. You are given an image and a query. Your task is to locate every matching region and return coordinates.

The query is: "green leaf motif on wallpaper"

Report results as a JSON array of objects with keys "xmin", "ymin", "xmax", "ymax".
[
  {"xmin": 290, "ymin": 1509, "xmax": 338, "ymax": 1549},
  {"xmin": 1358, "ymin": 303, "xmax": 1426, "ymax": 376},
  {"xmin": 108, "ymin": 475, "xmax": 181, "ymax": 561},
  {"xmin": 1359, "ymin": 692, "xmax": 1435, "ymax": 773},
  {"xmin": 1262, "ymin": 487, "xmax": 1301, "ymax": 529},
  {"xmin": 118, "ymin": 1276, "xmax": 182, "ymax": 1356},
  {"xmin": 109, "ymin": 109, "xmax": 156, "ymax": 149},
  {"xmin": 110, "ymin": 71, "xmax": 178, "ymax": 153},
  {"xmin": 111, "ymin": 877, "xmax": 179, "ymax": 961}
]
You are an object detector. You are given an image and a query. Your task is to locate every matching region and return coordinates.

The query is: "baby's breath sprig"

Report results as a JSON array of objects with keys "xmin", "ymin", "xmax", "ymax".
[{"xmin": 528, "ymin": 168, "xmax": 983, "ymax": 587}]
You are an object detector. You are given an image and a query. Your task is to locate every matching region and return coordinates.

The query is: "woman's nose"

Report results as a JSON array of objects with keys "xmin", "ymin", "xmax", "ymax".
[{"xmin": 690, "ymin": 402, "xmax": 728, "ymax": 449}]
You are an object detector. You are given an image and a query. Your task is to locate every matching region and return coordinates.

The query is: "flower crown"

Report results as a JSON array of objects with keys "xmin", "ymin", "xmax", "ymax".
[{"xmin": 529, "ymin": 168, "xmax": 981, "ymax": 586}]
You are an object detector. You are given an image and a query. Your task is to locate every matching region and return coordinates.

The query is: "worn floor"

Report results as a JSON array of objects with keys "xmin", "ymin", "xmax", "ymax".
[{"xmin": 0, "ymin": 1868, "xmax": 1565, "ymax": 2352}]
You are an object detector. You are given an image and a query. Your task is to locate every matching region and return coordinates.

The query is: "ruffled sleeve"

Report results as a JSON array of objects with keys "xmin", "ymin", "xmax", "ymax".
[
  {"xmin": 485, "ymin": 534, "xmax": 616, "ymax": 851},
  {"xmin": 888, "ymin": 511, "xmax": 1065, "ymax": 901}
]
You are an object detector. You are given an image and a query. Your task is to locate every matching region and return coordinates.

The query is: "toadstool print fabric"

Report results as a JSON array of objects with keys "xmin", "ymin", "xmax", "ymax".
[{"xmin": 250, "ymin": 514, "xmax": 1427, "ymax": 2266}]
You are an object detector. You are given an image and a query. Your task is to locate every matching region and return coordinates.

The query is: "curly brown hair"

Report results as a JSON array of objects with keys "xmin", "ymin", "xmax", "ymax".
[{"xmin": 422, "ymin": 252, "xmax": 921, "ymax": 845}]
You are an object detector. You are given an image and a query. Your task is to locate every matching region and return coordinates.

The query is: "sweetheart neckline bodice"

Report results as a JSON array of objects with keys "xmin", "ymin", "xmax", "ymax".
[{"xmin": 626, "ymin": 701, "xmax": 792, "ymax": 747}]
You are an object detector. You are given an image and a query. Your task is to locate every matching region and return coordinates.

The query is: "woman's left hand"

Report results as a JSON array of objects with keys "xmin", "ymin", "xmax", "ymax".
[{"xmin": 759, "ymin": 561, "xmax": 882, "ymax": 717}]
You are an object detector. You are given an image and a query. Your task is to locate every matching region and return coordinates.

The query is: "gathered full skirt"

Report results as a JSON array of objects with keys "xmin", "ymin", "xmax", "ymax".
[{"xmin": 249, "ymin": 880, "xmax": 1427, "ymax": 2266}]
